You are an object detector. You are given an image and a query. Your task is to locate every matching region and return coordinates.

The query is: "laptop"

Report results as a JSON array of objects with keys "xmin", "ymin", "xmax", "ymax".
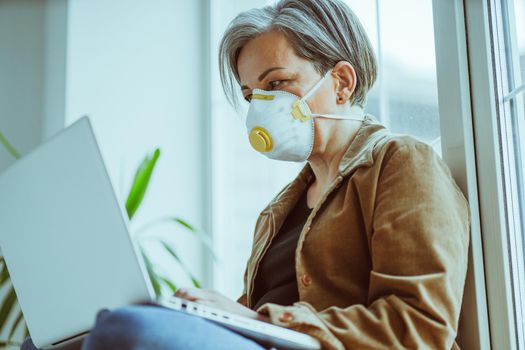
[{"xmin": 0, "ymin": 117, "xmax": 321, "ymax": 350}]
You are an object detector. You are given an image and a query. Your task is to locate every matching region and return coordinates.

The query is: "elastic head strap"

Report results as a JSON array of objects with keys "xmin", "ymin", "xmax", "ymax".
[
  {"xmin": 301, "ymin": 69, "xmax": 334, "ymax": 102},
  {"xmin": 312, "ymin": 114, "xmax": 364, "ymax": 121},
  {"xmin": 312, "ymin": 104, "xmax": 365, "ymax": 121}
]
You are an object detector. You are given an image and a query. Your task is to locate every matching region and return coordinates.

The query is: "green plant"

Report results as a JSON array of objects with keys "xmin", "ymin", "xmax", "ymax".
[
  {"xmin": 0, "ymin": 131, "xmax": 20, "ymax": 160},
  {"xmin": 0, "ymin": 131, "xmax": 26, "ymax": 347},
  {"xmin": 125, "ymin": 148, "xmax": 216, "ymax": 296},
  {"xmin": 0, "ymin": 131, "xmax": 214, "ymax": 347}
]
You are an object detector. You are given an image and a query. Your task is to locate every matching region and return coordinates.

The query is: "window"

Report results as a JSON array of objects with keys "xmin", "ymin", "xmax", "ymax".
[
  {"xmin": 210, "ymin": 0, "xmax": 442, "ymax": 300},
  {"xmin": 352, "ymin": 0, "xmax": 441, "ymax": 152},
  {"xmin": 491, "ymin": 0, "xmax": 525, "ymax": 346}
]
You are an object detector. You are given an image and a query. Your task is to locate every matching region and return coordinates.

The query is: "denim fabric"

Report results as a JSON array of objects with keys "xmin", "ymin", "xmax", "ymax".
[{"xmin": 20, "ymin": 304, "xmax": 268, "ymax": 350}]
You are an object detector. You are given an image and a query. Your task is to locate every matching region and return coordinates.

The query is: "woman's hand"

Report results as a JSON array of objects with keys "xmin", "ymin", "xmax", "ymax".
[{"xmin": 174, "ymin": 287, "xmax": 271, "ymax": 323}]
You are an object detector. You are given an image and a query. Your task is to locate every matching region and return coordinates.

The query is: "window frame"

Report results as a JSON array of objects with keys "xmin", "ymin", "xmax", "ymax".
[
  {"xmin": 432, "ymin": 0, "xmax": 525, "ymax": 348},
  {"xmin": 492, "ymin": 0, "xmax": 525, "ymax": 347}
]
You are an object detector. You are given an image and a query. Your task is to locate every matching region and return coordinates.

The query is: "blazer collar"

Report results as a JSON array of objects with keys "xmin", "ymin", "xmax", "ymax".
[
  {"xmin": 301, "ymin": 113, "xmax": 387, "ymax": 182},
  {"xmin": 263, "ymin": 113, "xmax": 388, "ymax": 216}
]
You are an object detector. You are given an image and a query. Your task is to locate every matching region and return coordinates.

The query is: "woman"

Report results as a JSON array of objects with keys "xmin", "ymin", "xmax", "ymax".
[{"xmin": 22, "ymin": 0, "xmax": 470, "ymax": 349}]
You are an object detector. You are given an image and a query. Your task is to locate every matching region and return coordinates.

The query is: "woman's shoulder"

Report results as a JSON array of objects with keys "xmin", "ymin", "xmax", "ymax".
[
  {"xmin": 370, "ymin": 130, "xmax": 468, "ymax": 210},
  {"xmin": 371, "ymin": 130, "xmax": 442, "ymax": 166}
]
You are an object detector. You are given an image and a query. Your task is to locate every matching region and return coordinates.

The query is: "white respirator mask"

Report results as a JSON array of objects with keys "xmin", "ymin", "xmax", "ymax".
[{"xmin": 245, "ymin": 68, "xmax": 365, "ymax": 162}]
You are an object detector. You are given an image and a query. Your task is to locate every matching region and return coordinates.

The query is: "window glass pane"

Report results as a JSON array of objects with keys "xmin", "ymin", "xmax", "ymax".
[
  {"xmin": 345, "ymin": 0, "xmax": 441, "ymax": 151},
  {"xmin": 512, "ymin": 0, "xmax": 525, "ymax": 85},
  {"xmin": 343, "ymin": 1, "xmax": 380, "ymax": 119},
  {"xmin": 377, "ymin": 0, "xmax": 440, "ymax": 148},
  {"xmin": 493, "ymin": 0, "xmax": 525, "ymax": 346}
]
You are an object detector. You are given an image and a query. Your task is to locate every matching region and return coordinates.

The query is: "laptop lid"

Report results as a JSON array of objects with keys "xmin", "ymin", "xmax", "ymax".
[{"xmin": 0, "ymin": 117, "xmax": 155, "ymax": 348}]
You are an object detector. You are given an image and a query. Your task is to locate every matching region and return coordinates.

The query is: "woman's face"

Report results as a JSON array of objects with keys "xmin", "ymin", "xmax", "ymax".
[{"xmin": 237, "ymin": 30, "xmax": 354, "ymax": 115}]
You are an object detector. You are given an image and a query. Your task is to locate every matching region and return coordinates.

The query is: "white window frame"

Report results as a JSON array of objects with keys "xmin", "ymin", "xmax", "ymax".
[
  {"xmin": 433, "ymin": 0, "xmax": 525, "ymax": 348},
  {"xmin": 491, "ymin": 0, "xmax": 525, "ymax": 348}
]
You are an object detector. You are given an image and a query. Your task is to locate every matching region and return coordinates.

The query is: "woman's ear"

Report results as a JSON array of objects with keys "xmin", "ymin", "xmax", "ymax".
[{"xmin": 332, "ymin": 62, "xmax": 357, "ymax": 102}]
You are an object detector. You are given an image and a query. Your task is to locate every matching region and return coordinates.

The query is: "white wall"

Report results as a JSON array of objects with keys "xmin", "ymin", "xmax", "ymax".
[
  {"xmin": 42, "ymin": 0, "xmax": 68, "ymax": 139},
  {"xmin": 0, "ymin": 0, "xmax": 67, "ymax": 171},
  {"xmin": 0, "ymin": 0, "xmax": 45, "ymax": 172},
  {"xmin": 0, "ymin": 0, "xmax": 210, "ymax": 346},
  {"xmin": 65, "ymin": 0, "xmax": 210, "ymax": 289},
  {"xmin": 0, "ymin": 0, "xmax": 68, "ymax": 346}
]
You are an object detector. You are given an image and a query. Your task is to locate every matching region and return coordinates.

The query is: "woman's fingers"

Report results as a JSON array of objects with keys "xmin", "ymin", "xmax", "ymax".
[
  {"xmin": 174, "ymin": 288, "xmax": 197, "ymax": 301},
  {"xmin": 174, "ymin": 287, "xmax": 209, "ymax": 301},
  {"xmin": 173, "ymin": 289, "xmax": 262, "ymax": 319}
]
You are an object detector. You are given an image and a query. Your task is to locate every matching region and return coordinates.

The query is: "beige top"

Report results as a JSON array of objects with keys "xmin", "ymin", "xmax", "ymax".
[{"xmin": 237, "ymin": 114, "xmax": 470, "ymax": 350}]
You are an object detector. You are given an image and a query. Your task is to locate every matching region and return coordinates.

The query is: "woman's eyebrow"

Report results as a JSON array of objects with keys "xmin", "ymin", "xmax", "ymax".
[{"xmin": 241, "ymin": 66, "xmax": 286, "ymax": 90}]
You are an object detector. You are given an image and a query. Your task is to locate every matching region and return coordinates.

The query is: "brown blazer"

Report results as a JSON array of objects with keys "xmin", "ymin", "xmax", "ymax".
[{"xmin": 237, "ymin": 114, "xmax": 470, "ymax": 350}]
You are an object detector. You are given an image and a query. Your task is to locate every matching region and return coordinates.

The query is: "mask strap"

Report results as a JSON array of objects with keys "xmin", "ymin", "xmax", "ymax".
[
  {"xmin": 312, "ymin": 105, "xmax": 366, "ymax": 121},
  {"xmin": 312, "ymin": 115, "xmax": 364, "ymax": 121},
  {"xmin": 301, "ymin": 69, "xmax": 333, "ymax": 102},
  {"xmin": 301, "ymin": 69, "xmax": 366, "ymax": 121}
]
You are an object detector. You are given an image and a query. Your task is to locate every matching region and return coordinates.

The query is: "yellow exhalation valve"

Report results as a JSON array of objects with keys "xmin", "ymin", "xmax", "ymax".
[{"xmin": 249, "ymin": 126, "xmax": 273, "ymax": 152}]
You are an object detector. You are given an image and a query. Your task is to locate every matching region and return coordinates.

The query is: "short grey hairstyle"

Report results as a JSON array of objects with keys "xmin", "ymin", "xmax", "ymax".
[{"xmin": 218, "ymin": 0, "xmax": 378, "ymax": 110}]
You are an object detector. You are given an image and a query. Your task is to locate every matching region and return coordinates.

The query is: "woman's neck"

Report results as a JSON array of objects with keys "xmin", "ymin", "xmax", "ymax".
[{"xmin": 307, "ymin": 120, "xmax": 361, "ymax": 190}]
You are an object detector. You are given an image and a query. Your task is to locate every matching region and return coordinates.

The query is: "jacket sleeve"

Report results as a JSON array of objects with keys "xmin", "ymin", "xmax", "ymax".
[
  {"xmin": 236, "ymin": 199, "xmax": 279, "ymax": 307},
  {"xmin": 236, "ymin": 266, "xmax": 249, "ymax": 307},
  {"xmin": 255, "ymin": 143, "xmax": 471, "ymax": 350}
]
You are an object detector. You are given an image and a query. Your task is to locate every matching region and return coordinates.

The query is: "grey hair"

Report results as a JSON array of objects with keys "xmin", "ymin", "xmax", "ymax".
[{"xmin": 218, "ymin": 0, "xmax": 378, "ymax": 111}]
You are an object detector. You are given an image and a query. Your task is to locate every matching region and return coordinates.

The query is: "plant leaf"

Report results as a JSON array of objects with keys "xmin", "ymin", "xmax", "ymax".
[
  {"xmin": 24, "ymin": 324, "xmax": 29, "ymax": 339},
  {"xmin": 160, "ymin": 241, "xmax": 201, "ymax": 288},
  {"xmin": 133, "ymin": 217, "xmax": 217, "ymax": 262},
  {"xmin": 0, "ymin": 287, "xmax": 17, "ymax": 333},
  {"xmin": 190, "ymin": 277, "xmax": 201, "ymax": 289},
  {"xmin": 0, "ymin": 130, "xmax": 21, "ymax": 160},
  {"xmin": 125, "ymin": 148, "xmax": 161, "ymax": 219},
  {"xmin": 140, "ymin": 248, "xmax": 161, "ymax": 297},
  {"xmin": 7, "ymin": 309, "xmax": 24, "ymax": 343},
  {"xmin": 172, "ymin": 218, "xmax": 215, "ymax": 260},
  {"xmin": 0, "ymin": 261, "xmax": 10, "ymax": 287},
  {"xmin": 156, "ymin": 218, "xmax": 216, "ymax": 261},
  {"xmin": 158, "ymin": 276, "xmax": 177, "ymax": 294},
  {"xmin": 173, "ymin": 217, "xmax": 195, "ymax": 231}
]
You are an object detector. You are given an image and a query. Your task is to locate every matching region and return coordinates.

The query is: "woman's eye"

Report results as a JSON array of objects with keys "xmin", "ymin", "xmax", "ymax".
[
  {"xmin": 244, "ymin": 80, "xmax": 290, "ymax": 102},
  {"xmin": 269, "ymin": 80, "xmax": 288, "ymax": 89}
]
